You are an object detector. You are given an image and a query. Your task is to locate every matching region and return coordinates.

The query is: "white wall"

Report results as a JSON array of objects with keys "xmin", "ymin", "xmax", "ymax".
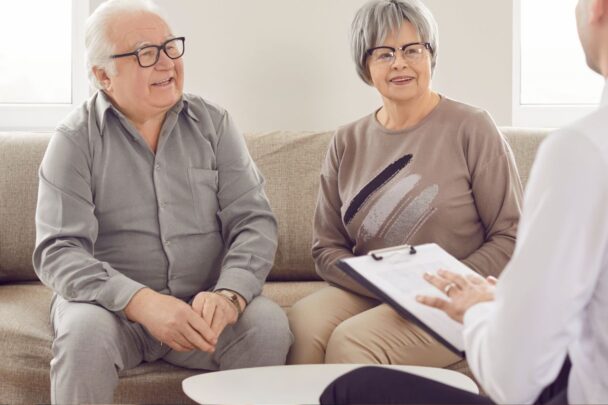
[
  {"xmin": 427, "ymin": 0, "xmax": 512, "ymax": 126},
  {"xmin": 90, "ymin": 0, "xmax": 513, "ymax": 131}
]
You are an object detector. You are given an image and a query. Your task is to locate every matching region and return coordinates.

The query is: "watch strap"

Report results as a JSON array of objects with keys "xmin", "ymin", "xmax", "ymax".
[{"xmin": 214, "ymin": 289, "xmax": 243, "ymax": 316}]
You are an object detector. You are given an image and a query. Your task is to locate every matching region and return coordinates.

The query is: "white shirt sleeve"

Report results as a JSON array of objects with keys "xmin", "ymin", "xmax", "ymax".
[{"xmin": 462, "ymin": 129, "xmax": 608, "ymax": 404}]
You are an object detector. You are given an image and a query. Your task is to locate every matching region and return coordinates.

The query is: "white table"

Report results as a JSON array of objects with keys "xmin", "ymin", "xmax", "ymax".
[{"xmin": 182, "ymin": 364, "xmax": 479, "ymax": 404}]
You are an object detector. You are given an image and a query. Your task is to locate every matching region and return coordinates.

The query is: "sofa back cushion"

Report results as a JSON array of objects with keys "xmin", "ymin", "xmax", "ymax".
[
  {"xmin": 245, "ymin": 131, "xmax": 333, "ymax": 280},
  {"xmin": 0, "ymin": 127, "xmax": 550, "ymax": 283},
  {"xmin": 0, "ymin": 133, "xmax": 51, "ymax": 283},
  {"xmin": 500, "ymin": 127, "xmax": 553, "ymax": 187}
]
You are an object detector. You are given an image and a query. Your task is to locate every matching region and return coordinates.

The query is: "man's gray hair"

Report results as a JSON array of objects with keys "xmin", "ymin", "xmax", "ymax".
[
  {"xmin": 351, "ymin": 0, "xmax": 439, "ymax": 85},
  {"xmin": 85, "ymin": 0, "xmax": 167, "ymax": 89}
]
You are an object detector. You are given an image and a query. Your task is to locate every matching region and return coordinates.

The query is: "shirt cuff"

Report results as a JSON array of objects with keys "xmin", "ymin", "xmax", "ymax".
[
  {"xmin": 96, "ymin": 272, "xmax": 147, "ymax": 319},
  {"xmin": 214, "ymin": 267, "xmax": 262, "ymax": 303},
  {"xmin": 463, "ymin": 301, "xmax": 495, "ymax": 338}
]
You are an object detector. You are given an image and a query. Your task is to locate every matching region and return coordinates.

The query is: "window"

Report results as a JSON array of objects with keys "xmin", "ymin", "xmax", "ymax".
[
  {"xmin": 514, "ymin": 0, "xmax": 604, "ymax": 127},
  {"xmin": 0, "ymin": 0, "xmax": 89, "ymax": 130}
]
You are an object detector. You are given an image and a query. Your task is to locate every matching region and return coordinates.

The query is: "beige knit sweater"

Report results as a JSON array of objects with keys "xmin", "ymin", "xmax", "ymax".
[{"xmin": 312, "ymin": 96, "xmax": 523, "ymax": 297}]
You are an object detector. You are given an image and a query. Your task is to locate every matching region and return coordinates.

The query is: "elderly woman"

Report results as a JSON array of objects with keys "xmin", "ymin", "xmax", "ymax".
[
  {"xmin": 33, "ymin": 0, "xmax": 291, "ymax": 403},
  {"xmin": 287, "ymin": 0, "xmax": 523, "ymax": 368}
]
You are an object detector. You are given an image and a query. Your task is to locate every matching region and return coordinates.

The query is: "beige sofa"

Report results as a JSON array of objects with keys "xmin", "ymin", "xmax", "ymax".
[{"xmin": 0, "ymin": 127, "xmax": 550, "ymax": 404}]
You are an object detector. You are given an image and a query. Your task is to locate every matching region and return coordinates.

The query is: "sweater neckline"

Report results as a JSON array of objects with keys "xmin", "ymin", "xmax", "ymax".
[{"xmin": 370, "ymin": 94, "xmax": 446, "ymax": 136}]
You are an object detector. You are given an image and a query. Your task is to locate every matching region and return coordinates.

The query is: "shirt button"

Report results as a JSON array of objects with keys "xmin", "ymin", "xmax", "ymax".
[
  {"xmin": 159, "ymin": 201, "xmax": 166, "ymax": 208},
  {"xmin": 164, "ymin": 240, "xmax": 171, "ymax": 246},
  {"xmin": 155, "ymin": 163, "xmax": 161, "ymax": 170}
]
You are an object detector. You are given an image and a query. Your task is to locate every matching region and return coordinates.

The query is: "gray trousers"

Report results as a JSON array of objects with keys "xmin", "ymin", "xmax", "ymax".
[{"xmin": 50, "ymin": 294, "xmax": 293, "ymax": 404}]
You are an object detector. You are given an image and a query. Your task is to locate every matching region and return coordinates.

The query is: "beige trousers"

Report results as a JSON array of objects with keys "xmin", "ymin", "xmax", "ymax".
[{"xmin": 287, "ymin": 286, "xmax": 462, "ymax": 366}]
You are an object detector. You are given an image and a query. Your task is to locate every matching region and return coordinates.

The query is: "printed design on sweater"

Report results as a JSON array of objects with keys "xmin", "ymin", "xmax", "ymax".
[
  {"xmin": 344, "ymin": 154, "xmax": 439, "ymax": 247},
  {"xmin": 343, "ymin": 154, "xmax": 413, "ymax": 224}
]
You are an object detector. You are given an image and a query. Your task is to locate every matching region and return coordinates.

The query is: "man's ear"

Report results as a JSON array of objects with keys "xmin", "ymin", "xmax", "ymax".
[
  {"xmin": 93, "ymin": 66, "xmax": 112, "ymax": 91},
  {"xmin": 589, "ymin": 0, "xmax": 607, "ymax": 23}
]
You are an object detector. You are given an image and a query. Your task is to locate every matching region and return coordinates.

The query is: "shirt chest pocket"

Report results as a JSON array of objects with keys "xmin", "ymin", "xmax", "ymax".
[{"xmin": 188, "ymin": 168, "xmax": 220, "ymax": 233}]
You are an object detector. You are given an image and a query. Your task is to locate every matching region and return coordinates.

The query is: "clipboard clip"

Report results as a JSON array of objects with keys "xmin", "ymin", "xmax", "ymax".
[{"xmin": 370, "ymin": 244, "xmax": 417, "ymax": 261}]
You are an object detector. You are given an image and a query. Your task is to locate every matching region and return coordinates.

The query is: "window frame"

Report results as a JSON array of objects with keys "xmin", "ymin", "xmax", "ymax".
[
  {"xmin": 512, "ymin": 0, "xmax": 598, "ymax": 128},
  {"xmin": 0, "ymin": 0, "xmax": 89, "ymax": 131}
]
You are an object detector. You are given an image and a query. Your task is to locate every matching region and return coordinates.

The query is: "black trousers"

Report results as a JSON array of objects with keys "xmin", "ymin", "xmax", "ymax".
[{"xmin": 320, "ymin": 357, "xmax": 571, "ymax": 405}]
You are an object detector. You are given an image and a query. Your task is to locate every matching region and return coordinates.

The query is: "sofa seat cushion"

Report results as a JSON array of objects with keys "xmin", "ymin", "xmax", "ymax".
[
  {"xmin": 262, "ymin": 280, "xmax": 328, "ymax": 308},
  {"xmin": 0, "ymin": 282, "xmax": 204, "ymax": 404},
  {"xmin": 0, "ymin": 280, "xmax": 328, "ymax": 404},
  {"xmin": 0, "ymin": 280, "xmax": 476, "ymax": 402}
]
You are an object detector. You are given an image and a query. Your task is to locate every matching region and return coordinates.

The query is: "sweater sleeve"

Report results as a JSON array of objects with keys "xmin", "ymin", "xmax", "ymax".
[
  {"xmin": 460, "ymin": 112, "xmax": 524, "ymax": 277},
  {"xmin": 311, "ymin": 135, "xmax": 376, "ymax": 297}
]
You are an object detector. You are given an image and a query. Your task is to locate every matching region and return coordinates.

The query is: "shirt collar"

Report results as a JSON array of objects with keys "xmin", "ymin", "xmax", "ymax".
[
  {"xmin": 181, "ymin": 96, "xmax": 200, "ymax": 122},
  {"xmin": 93, "ymin": 91, "xmax": 116, "ymax": 135},
  {"xmin": 168, "ymin": 96, "xmax": 200, "ymax": 122},
  {"xmin": 93, "ymin": 91, "xmax": 199, "ymax": 135}
]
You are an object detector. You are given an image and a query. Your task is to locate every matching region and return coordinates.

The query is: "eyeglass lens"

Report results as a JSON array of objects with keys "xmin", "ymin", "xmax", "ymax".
[
  {"xmin": 370, "ymin": 44, "xmax": 427, "ymax": 64},
  {"xmin": 137, "ymin": 38, "xmax": 184, "ymax": 67}
]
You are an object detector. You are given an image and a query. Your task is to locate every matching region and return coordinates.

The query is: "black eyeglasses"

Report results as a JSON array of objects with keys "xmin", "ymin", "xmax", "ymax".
[
  {"xmin": 366, "ymin": 42, "xmax": 433, "ymax": 65},
  {"xmin": 110, "ymin": 37, "xmax": 186, "ymax": 68}
]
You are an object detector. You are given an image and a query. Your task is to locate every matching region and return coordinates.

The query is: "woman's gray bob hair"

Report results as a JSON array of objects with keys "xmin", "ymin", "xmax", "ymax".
[
  {"xmin": 351, "ymin": 0, "xmax": 438, "ymax": 85},
  {"xmin": 85, "ymin": 0, "xmax": 167, "ymax": 89}
]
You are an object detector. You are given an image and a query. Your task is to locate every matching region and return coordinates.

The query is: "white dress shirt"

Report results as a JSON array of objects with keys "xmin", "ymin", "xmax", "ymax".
[{"xmin": 463, "ymin": 82, "xmax": 608, "ymax": 404}]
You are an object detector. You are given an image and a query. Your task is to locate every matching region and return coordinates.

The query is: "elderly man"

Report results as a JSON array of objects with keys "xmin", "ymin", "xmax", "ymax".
[
  {"xmin": 32, "ymin": 0, "xmax": 292, "ymax": 403},
  {"xmin": 319, "ymin": 0, "xmax": 608, "ymax": 404}
]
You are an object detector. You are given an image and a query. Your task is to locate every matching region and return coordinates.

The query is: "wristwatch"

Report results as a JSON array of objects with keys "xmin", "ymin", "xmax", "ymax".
[{"xmin": 214, "ymin": 289, "xmax": 244, "ymax": 317}]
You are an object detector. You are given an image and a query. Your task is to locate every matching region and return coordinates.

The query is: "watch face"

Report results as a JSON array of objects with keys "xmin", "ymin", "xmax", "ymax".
[
  {"xmin": 216, "ymin": 290, "xmax": 242, "ymax": 315},
  {"xmin": 220, "ymin": 290, "xmax": 236, "ymax": 302}
]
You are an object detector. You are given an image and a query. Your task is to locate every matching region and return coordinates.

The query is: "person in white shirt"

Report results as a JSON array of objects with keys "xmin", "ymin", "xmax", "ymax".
[{"xmin": 319, "ymin": 0, "xmax": 608, "ymax": 403}]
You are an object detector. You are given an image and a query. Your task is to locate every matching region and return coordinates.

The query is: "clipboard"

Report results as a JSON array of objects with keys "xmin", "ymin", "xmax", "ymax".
[{"xmin": 336, "ymin": 243, "xmax": 478, "ymax": 357}]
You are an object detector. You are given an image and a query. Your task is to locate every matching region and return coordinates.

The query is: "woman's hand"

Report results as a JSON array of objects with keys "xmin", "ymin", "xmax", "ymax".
[{"xmin": 416, "ymin": 269, "xmax": 496, "ymax": 323}]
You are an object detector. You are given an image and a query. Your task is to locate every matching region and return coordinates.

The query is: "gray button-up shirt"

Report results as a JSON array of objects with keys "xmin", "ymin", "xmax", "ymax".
[{"xmin": 33, "ymin": 91, "xmax": 278, "ymax": 315}]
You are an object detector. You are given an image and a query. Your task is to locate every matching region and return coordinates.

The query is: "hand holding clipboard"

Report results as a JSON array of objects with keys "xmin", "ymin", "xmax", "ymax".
[{"xmin": 337, "ymin": 243, "xmax": 481, "ymax": 356}]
